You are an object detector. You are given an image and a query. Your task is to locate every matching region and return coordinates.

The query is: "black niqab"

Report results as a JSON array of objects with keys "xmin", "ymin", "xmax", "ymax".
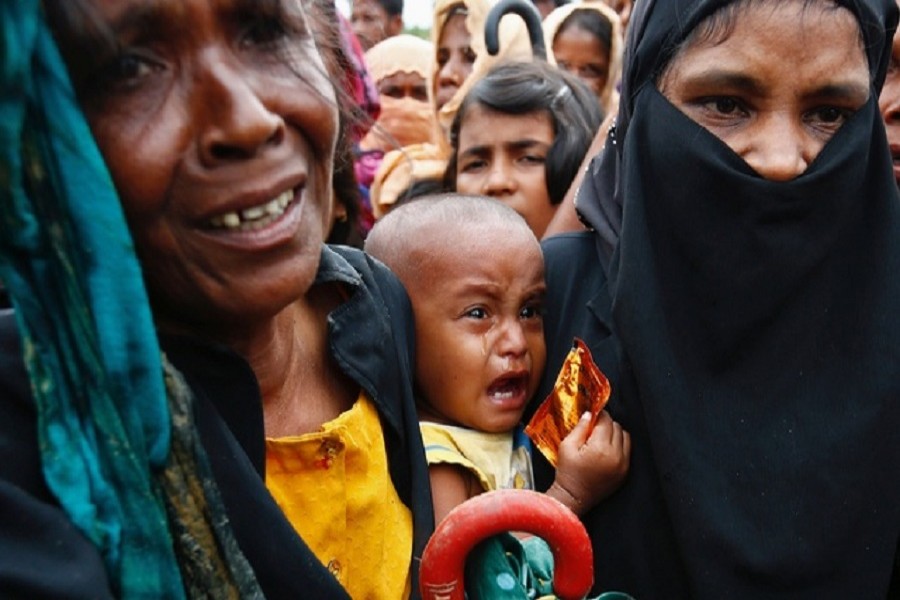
[{"xmin": 575, "ymin": 0, "xmax": 900, "ymax": 597}]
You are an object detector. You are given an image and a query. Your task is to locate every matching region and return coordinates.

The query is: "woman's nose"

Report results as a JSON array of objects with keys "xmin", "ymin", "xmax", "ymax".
[
  {"xmin": 197, "ymin": 57, "xmax": 285, "ymax": 166},
  {"xmin": 742, "ymin": 117, "xmax": 811, "ymax": 182},
  {"xmin": 439, "ymin": 57, "xmax": 465, "ymax": 87},
  {"xmin": 879, "ymin": 81, "xmax": 900, "ymax": 126}
]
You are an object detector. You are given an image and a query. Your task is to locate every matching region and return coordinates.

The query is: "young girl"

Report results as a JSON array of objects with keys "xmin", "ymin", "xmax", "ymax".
[
  {"xmin": 444, "ymin": 60, "xmax": 602, "ymax": 238},
  {"xmin": 430, "ymin": 0, "xmax": 534, "ymax": 135},
  {"xmin": 543, "ymin": 1, "xmax": 624, "ymax": 116},
  {"xmin": 368, "ymin": 0, "xmax": 534, "ymax": 220}
]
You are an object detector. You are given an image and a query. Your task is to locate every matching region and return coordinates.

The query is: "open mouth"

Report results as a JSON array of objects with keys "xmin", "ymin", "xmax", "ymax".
[
  {"xmin": 486, "ymin": 373, "xmax": 529, "ymax": 406},
  {"xmin": 207, "ymin": 189, "xmax": 295, "ymax": 232}
]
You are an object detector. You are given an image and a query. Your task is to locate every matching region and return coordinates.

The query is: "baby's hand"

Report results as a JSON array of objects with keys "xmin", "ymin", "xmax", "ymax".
[{"xmin": 547, "ymin": 410, "xmax": 630, "ymax": 516}]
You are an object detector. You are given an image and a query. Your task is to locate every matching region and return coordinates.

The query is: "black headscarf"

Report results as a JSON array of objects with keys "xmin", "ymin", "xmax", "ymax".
[{"xmin": 579, "ymin": 0, "xmax": 900, "ymax": 597}]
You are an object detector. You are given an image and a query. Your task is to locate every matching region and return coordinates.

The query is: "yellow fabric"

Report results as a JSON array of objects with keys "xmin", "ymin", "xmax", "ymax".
[
  {"xmin": 265, "ymin": 394, "xmax": 413, "ymax": 600},
  {"xmin": 429, "ymin": 0, "xmax": 536, "ymax": 135},
  {"xmin": 420, "ymin": 422, "xmax": 533, "ymax": 492},
  {"xmin": 364, "ymin": 34, "xmax": 434, "ymax": 83},
  {"xmin": 370, "ymin": 142, "xmax": 450, "ymax": 218},
  {"xmin": 359, "ymin": 96, "xmax": 440, "ymax": 154},
  {"xmin": 542, "ymin": 0, "xmax": 624, "ymax": 116}
]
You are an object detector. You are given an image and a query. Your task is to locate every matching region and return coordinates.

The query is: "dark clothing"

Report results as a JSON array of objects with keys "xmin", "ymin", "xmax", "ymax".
[
  {"xmin": 0, "ymin": 246, "xmax": 433, "ymax": 599},
  {"xmin": 536, "ymin": 229, "xmax": 900, "ymax": 599},
  {"xmin": 537, "ymin": 2, "xmax": 900, "ymax": 598},
  {"xmin": 533, "ymin": 233, "xmax": 691, "ymax": 598}
]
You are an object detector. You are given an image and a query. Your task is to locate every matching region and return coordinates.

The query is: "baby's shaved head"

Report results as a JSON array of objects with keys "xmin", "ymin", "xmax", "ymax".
[{"xmin": 365, "ymin": 194, "xmax": 538, "ymax": 288}]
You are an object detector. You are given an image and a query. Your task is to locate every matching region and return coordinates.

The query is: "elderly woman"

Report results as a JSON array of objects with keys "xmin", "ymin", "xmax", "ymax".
[
  {"xmin": 534, "ymin": 0, "xmax": 900, "ymax": 597},
  {"xmin": 0, "ymin": 0, "xmax": 432, "ymax": 598}
]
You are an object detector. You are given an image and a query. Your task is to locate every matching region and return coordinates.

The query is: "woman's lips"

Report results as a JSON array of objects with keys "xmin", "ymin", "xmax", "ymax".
[
  {"xmin": 207, "ymin": 188, "xmax": 294, "ymax": 231},
  {"xmin": 195, "ymin": 186, "xmax": 305, "ymax": 251}
]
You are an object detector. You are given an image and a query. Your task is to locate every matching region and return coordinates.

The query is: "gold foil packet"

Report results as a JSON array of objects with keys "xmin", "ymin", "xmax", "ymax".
[{"xmin": 525, "ymin": 338, "xmax": 611, "ymax": 467}]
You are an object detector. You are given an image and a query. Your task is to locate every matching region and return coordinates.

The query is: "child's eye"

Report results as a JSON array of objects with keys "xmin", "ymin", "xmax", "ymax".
[
  {"xmin": 464, "ymin": 307, "xmax": 488, "ymax": 319},
  {"xmin": 518, "ymin": 154, "xmax": 546, "ymax": 166},
  {"xmin": 459, "ymin": 159, "xmax": 487, "ymax": 173},
  {"xmin": 519, "ymin": 303, "xmax": 544, "ymax": 320}
]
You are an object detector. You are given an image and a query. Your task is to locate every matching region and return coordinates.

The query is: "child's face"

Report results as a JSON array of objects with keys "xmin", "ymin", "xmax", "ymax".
[
  {"xmin": 411, "ymin": 223, "xmax": 547, "ymax": 434},
  {"xmin": 553, "ymin": 25, "xmax": 611, "ymax": 101},
  {"xmin": 455, "ymin": 105, "xmax": 557, "ymax": 238}
]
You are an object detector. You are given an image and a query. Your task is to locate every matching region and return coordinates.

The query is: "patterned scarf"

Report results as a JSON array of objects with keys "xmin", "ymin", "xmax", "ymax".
[{"xmin": 0, "ymin": 1, "xmax": 261, "ymax": 597}]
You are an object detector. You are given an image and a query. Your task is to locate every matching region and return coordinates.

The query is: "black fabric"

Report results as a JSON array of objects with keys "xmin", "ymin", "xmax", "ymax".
[
  {"xmin": 0, "ymin": 246, "xmax": 434, "ymax": 599},
  {"xmin": 532, "ymin": 234, "xmax": 691, "ymax": 598},
  {"xmin": 577, "ymin": 0, "xmax": 898, "ymax": 272},
  {"xmin": 538, "ymin": 0, "xmax": 900, "ymax": 598}
]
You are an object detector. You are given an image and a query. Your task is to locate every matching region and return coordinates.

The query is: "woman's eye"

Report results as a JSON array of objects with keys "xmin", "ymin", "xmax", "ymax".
[
  {"xmin": 583, "ymin": 65, "xmax": 608, "ymax": 79},
  {"xmin": 709, "ymin": 97, "xmax": 741, "ymax": 115},
  {"xmin": 464, "ymin": 48, "xmax": 477, "ymax": 64},
  {"xmin": 812, "ymin": 106, "xmax": 849, "ymax": 124},
  {"xmin": 806, "ymin": 106, "xmax": 855, "ymax": 132},
  {"xmin": 436, "ymin": 51, "xmax": 449, "ymax": 68},
  {"xmin": 242, "ymin": 18, "xmax": 289, "ymax": 48},
  {"xmin": 889, "ymin": 57, "xmax": 900, "ymax": 75},
  {"xmin": 102, "ymin": 52, "xmax": 158, "ymax": 85}
]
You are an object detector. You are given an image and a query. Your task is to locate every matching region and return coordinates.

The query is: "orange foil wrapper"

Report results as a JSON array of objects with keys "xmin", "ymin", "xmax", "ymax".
[{"xmin": 525, "ymin": 338, "xmax": 610, "ymax": 467}]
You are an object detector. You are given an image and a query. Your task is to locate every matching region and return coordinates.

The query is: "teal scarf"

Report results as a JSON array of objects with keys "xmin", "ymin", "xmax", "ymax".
[{"xmin": 0, "ymin": 2, "xmax": 261, "ymax": 597}]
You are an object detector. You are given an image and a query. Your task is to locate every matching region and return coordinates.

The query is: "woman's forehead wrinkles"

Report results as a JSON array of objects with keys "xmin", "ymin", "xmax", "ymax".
[{"xmin": 96, "ymin": 0, "xmax": 186, "ymax": 36}]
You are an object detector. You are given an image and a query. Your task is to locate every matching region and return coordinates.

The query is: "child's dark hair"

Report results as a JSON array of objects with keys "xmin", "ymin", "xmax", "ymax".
[
  {"xmin": 556, "ymin": 8, "xmax": 615, "ymax": 55},
  {"xmin": 444, "ymin": 60, "xmax": 603, "ymax": 205}
]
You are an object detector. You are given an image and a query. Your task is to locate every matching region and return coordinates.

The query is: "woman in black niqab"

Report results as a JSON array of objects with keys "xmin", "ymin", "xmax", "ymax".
[{"xmin": 534, "ymin": 0, "xmax": 900, "ymax": 597}]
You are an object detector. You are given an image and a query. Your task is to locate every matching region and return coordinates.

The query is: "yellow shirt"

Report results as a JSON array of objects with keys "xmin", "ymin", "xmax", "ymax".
[
  {"xmin": 266, "ymin": 394, "xmax": 413, "ymax": 599},
  {"xmin": 420, "ymin": 422, "xmax": 534, "ymax": 492}
]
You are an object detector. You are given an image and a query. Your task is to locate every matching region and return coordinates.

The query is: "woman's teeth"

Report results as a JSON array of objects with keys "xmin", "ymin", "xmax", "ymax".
[{"xmin": 209, "ymin": 189, "xmax": 293, "ymax": 230}]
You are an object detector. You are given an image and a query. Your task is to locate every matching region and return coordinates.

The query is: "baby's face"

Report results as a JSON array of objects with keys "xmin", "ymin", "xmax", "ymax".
[{"xmin": 411, "ymin": 225, "xmax": 547, "ymax": 433}]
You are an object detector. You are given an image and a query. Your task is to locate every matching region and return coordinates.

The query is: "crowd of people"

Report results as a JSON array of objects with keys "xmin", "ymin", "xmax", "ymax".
[{"xmin": 0, "ymin": 0, "xmax": 898, "ymax": 598}]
